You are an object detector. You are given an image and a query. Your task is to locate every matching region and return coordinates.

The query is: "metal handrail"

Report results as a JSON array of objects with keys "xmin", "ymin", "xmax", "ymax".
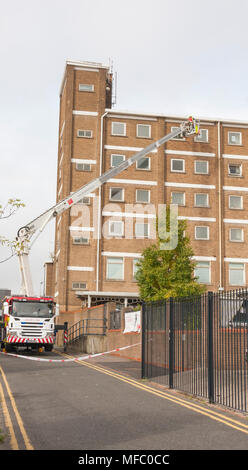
[{"xmin": 68, "ymin": 318, "xmax": 106, "ymax": 344}]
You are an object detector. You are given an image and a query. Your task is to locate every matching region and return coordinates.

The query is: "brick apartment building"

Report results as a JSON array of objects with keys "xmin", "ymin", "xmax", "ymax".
[{"xmin": 44, "ymin": 59, "xmax": 248, "ymax": 312}]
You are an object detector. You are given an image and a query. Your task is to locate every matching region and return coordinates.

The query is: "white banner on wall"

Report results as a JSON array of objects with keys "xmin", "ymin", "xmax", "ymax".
[{"xmin": 124, "ymin": 311, "xmax": 141, "ymax": 333}]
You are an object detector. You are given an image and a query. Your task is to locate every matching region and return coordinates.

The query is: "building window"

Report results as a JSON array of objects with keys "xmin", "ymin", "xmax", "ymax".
[
  {"xmin": 230, "ymin": 228, "xmax": 244, "ymax": 242},
  {"xmin": 194, "ymin": 129, "xmax": 208, "ymax": 143},
  {"xmin": 111, "ymin": 122, "xmax": 126, "ymax": 136},
  {"xmin": 135, "ymin": 222, "xmax": 149, "ymax": 238},
  {"xmin": 133, "ymin": 258, "xmax": 140, "ymax": 280},
  {"xmin": 77, "ymin": 197, "xmax": 91, "ymax": 205},
  {"xmin": 136, "ymin": 124, "xmax": 151, "ymax": 138},
  {"xmin": 229, "ymin": 195, "xmax": 243, "ymax": 210},
  {"xmin": 228, "ymin": 132, "xmax": 242, "ymax": 146},
  {"xmin": 229, "ymin": 263, "xmax": 245, "ymax": 286},
  {"xmin": 73, "ymin": 236, "xmax": 89, "ymax": 245},
  {"xmin": 136, "ymin": 157, "xmax": 150, "ymax": 170},
  {"xmin": 77, "ymin": 129, "xmax": 93, "ymax": 138},
  {"xmin": 195, "ymin": 226, "xmax": 209, "ymax": 240},
  {"xmin": 76, "ymin": 163, "xmax": 91, "ymax": 172},
  {"xmin": 194, "ymin": 193, "xmax": 209, "ymax": 207},
  {"xmin": 171, "ymin": 192, "xmax": 185, "ymax": 206},
  {"xmin": 107, "ymin": 257, "xmax": 124, "ymax": 280},
  {"xmin": 72, "ymin": 282, "xmax": 87, "ymax": 290},
  {"xmin": 195, "ymin": 261, "xmax": 210, "ymax": 284},
  {"xmin": 171, "ymin": 159, "xmax": 185, "ymax": 173},
  {"xmin": 228, "ymin": 164, "xmax": 242, "ymax": 177},
  {"xmin": 171, "ymin": 126, "xmax": 185, "ymax": 140},
  {"xmin": 109, "ymin": 187, "xmax": 124, "ymax": 202},
  {"xmin": 194, "ymin": 160, "xmax": 209, "ymax": 174},
  {"xmin": 136, "ymin": 189, "xmax": 150, "ymax": 203},
  {"xmin": 111, "ymin": 154, "xmax": 125, "ymax": 167},
  {"xmin": 109, "ymin": 221, "xmax": 124, "ymax": 237},
  {"xmin": 79, "ymin": 84, "xmax": 94, "ymax": 92}
]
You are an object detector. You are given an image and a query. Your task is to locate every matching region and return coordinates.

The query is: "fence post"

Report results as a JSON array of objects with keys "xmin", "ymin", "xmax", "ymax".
[
  {"xmin": 64, "ymin": 322, "xmax": 68, "ymax": 352},
  {"xmin": 169, "ymin": 297, "xmax": 174, "ymax": 389},
  {"xmin": 141, "ymin": 301, "xmax": 146, "ymax": 379},
  {"xmin": 208, "ymin": 292, "xmax": 214, "ymax": 404}
]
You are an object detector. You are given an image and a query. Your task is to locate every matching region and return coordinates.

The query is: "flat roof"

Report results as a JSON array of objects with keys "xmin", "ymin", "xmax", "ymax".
[{"xmin": 106, "ymin": 108, "xmax": 248, "ymax": 126}]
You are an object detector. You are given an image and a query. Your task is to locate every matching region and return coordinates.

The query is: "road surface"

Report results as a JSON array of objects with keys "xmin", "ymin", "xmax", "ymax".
[{"xmin": 0, "ymin": 348, "xmax": 248, "ymax": 452}]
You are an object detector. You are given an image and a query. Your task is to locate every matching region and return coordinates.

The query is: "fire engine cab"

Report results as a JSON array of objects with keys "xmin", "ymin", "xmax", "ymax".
[{"xmin": 0, "ymin": 295, "xmax": 58, "ymax": 352}]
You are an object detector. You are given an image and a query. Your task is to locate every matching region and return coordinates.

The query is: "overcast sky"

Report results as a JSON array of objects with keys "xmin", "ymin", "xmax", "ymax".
[{"xmin": 1, "ymin": 0, "xmax": 248, "ymax": 295}]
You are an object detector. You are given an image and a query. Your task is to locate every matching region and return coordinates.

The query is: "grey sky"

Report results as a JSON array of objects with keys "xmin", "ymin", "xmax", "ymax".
[{"xmin": 1, "ymin": 0, "xmax": 248, "ymax": 295}]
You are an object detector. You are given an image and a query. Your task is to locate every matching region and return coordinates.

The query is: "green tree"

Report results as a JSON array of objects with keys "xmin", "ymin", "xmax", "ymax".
[
  {"xmin": 0, "ymin": 198, "xmax": 25, "ymax": 258},
  {"xmin": 135, "ymin": 210, "xmax": 205, "ymax": 301}
]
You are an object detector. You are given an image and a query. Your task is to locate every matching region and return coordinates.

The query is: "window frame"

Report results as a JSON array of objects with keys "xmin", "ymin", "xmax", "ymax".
[
  {"xmin": 109, "ymin": 187, "xmax": 124, "ymax": 202},
  {"xmin": 171, "ymin": 191, "xmax": 185, "ymax": 206},
  {"xmin": 194, "ymin": 160, "xmax": 209, "ymax": 175},
  {"xmin": 136, "ymin": 157, "xmax": 151, "ymax": 171},
  {"xmin": 106, "ymin": 257, "xmax": 124, "ymax": 281},
  {"xmin": 194, "ymin": 261, "xmax": 211, "ymax": 284},
  {"xmin": 111, "ymin": 122, "xmax": 126, "ymax": 136},
  {"xmin": 78, "ymin": 84, "xmax": 94, "ymax": 92},
  {"xmin": 229, "ymin": 263, "xmax": 245, "ymax": 286},
  {"xmin": 77, "ymin": 129, "xmax": 93, "ymax": 139},
  {"xmin": 133, "ymin": 258, "xmax": 140, "ymax": 280},
  {"xmin": 195, "ymin": 226, "xmax": 210, "ymax": 240},
  {"xmin": 194, "ymin": 193, "xmax": 209, "ymax": 208},
  {"xmin": 75, "ymin": 163, "xmax": 91, "ymax": 172},
  {"xmin": 229, "ymin": 195, "xmax": 243, "ymax": 210},
  {"xmin": 111, "ymin": 154, "xmax": 125, "ymax": 168},
  {"xmin": 171, "ymin": 158, "xmax": 185, "ymax": 173},
  {"xmin": 228, "ymin": 131, "xmax": 242, "ymax": 146},
  {"xmin": 72, "ymin": 282, "xmax": 87, "ymax": 290},
  {"xmin": 194, "ymin": 128, "xmax": 209, "ymax": 143},
  {"xmin": 136, "ymin": 189, "xmax": 150, "ymax": 203},
  {"xmin": 171, "ymin": 126, "xmax": 185, "ymax": 141},
  {"xmin": 229, "ymin": 227, "xmax": 244, "ymax": 243},
  {"xmin": 228, "ymin": 163, "xmax": 242, "ymax": 177},
  {"xmin": 135, "ymin": 222, "xmax": 149, "ymax": 238},
  {"xmin": 136, "ymin": 124, "xmax": 151, "ymax": 139},
  {"xmin": 72, "ymin": 236, "xmax": 90, "ymax": 245},
  {"xmin": 77, "ymin": 196, "xmax": 91, "ymax": 205},
  {"xmin": 108, "ymin": 220, "xmax": 124, "ymax": 237}
]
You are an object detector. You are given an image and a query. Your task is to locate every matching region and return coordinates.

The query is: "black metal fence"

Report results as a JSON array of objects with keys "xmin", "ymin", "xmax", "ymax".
[{"xmin": 142, "ymin": 289, "xmax": 248, "ymax": 412}]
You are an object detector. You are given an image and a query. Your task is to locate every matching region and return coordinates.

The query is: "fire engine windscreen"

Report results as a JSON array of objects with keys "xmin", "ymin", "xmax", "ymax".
[{"xmin": 12, "ymin": 301, "xmax": 54, "ymax": 318}]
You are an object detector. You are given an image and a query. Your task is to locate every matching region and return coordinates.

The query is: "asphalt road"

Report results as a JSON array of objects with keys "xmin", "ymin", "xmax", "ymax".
[{"xmin": 0, "ymin": 348, "xmax": 248, "ymax": 452}]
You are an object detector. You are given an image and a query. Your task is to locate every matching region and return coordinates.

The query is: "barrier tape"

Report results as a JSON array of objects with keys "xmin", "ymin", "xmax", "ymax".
[{"xmin": 0, "ymin": 342, "xmax": 141, "ymax": 363}]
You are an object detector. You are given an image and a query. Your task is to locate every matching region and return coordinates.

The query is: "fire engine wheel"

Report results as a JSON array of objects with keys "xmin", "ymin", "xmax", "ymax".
[
  {"xmin": 5, "ymin": 343, "xmax": 13, "ymax": 353},
  {"xmin": 45, "ymin": 345, "xmax": 53, "ymax": 352}
]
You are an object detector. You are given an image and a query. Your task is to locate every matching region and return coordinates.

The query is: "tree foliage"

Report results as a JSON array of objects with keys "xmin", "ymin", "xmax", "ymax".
[
  {"xmin": 0, "ymin": 198, "xmax": 25, "ymax": 257},
  {"xmin": 135, "ymin": 211, "xmax": 206, "ymax": 301}
]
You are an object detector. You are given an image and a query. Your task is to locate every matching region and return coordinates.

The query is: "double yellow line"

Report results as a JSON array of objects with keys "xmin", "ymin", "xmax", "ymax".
[
  {"xmin": 0, "ymin": 366, "xmax": 33, "ymax": 450},
  {"xmin": 60, "ymin": 351, "xmax": 248, "ymax": 436}
]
